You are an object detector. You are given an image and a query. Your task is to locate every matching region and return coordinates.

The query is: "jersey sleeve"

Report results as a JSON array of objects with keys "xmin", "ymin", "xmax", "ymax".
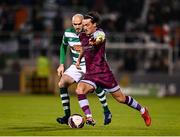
[{"xmin": 60, "ymin": 34, "xmax": 68, "ymax": 64}]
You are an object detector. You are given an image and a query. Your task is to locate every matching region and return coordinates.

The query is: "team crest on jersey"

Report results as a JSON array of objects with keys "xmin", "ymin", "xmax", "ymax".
[{"xmin": 72, "ymin": 45, "xmax": 82, "ymax": 52}]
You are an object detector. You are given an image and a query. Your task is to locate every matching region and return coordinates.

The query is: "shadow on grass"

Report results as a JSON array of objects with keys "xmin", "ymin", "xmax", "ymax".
[{"xmin": 7, "ymin": 124, "xmax": 72, "ymax": 133}]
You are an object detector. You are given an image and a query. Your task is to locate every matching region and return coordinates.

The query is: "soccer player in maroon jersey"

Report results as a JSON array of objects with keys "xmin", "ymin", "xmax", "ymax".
[
  {"xmin": 56, "ymin": 14, "xmax": 112, "ymax": 125},
  {"xmin": 75, "ymin": 11, "xmax": 151, "ymax": 127}
]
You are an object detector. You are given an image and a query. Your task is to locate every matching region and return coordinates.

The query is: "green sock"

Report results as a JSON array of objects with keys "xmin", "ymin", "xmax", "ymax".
[
  {"xmin": 95, "ymin": 86, "xmax": 110, "ymax": 113},
  {"xmin": 59, "ymin": 88, "xmax": 70, "ymax": 116}
]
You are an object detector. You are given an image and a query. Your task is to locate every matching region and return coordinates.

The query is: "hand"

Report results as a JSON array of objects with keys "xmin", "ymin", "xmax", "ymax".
[
  {"xmin": 93, "ymin": 31, "xmax": 105, "ymax": 45},
  {"xmin": 95, "ymin": 36, "xmax": 104, "ymax": 44},
  {"xmin": 57, "ymin": 64, "xmax": 64, "ymax": 77},
  {"xmin": 75, "ymin": 60, "xmax": 81, "ymax": 70},
  {"xmin": 89, "ymin": 38, "xmax": 102, "ymax": 45}
]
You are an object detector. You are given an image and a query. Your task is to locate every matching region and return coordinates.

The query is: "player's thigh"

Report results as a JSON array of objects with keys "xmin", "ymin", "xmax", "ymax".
[
  {"xmin": 64, "ymin": 65, "xmax": 85, "ymax": 82},
  {"xmin": 111, "ymin": 89, "xmax": 126, "ymax": 103},
  {"xmin": 58, "ymin": 74, "xmax": 75, "ymax": 88},
  {"xmin": 76, "ymin": 82, "xmax": 94, "ymax": 94}
]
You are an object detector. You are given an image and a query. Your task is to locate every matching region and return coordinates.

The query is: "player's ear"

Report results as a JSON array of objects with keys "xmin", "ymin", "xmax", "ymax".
[{"xmin": 93, "ymin": 23, "xmax": 97, "ymax": 27}]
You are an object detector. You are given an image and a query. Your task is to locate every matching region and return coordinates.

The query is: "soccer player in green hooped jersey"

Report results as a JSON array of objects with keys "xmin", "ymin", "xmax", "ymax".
[{"xmin": 56, "ymin": 14, "xmax": 112, "ymax": 125}]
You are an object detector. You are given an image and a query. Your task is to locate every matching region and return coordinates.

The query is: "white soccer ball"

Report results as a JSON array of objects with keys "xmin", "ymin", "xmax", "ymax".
[
  {"xmin": 68, "ymin": 114, "xmax": 85, "ymax": 128},
  {"xmin": 93, "ymin": 30, "xmax": 105, "ymax": 43}
]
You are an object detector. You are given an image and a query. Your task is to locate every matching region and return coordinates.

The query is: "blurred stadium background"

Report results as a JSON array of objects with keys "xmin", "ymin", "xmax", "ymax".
[
  {"xmin": 1, "ymin": 0, "xmax": 180, "ymax": 136},
  {"xmin": 0, "ymin": 0, "xmax": 180, "ymax": 97}
]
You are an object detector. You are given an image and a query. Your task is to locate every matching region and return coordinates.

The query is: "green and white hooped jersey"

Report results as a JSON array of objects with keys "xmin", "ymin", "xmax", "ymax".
[{"xmin": 62, "ymin": 27, "xmax": 85, "ymax": 66}]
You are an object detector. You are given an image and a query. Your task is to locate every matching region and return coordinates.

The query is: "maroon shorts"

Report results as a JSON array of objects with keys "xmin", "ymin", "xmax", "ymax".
[{"xmin": 81, "ymin": 72, "xmax": 120, "ymax": 92}]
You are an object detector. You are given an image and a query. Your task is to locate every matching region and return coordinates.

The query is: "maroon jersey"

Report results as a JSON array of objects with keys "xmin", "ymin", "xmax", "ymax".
[
  {"xmin": 79, "ymin": 31, "xmax": 111, "ymax": 75},
  {"xmin": 79, "ymin": 30, "xmax": 120, "ymax": 91}
]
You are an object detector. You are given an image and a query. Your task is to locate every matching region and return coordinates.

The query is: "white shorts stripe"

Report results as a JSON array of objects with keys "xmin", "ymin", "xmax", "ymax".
[
  {"xmin": 104, "ymin": 85, "xmax": 120, "ymax": 93},
  {"xmin": 80, "ymin": 80, "xmax": 97, "ymax": 89}
]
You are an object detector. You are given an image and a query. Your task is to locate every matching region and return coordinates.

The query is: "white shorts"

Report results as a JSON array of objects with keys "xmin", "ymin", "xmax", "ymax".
[{"xmin": 64, "ymin": 64, "xmax": 86, "ymax": 82}]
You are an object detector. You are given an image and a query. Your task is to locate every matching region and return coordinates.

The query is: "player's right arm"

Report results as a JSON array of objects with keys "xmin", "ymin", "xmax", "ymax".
[{"xmin": 57, "ymin": 34, "xmax": 68, "ymax": 77}]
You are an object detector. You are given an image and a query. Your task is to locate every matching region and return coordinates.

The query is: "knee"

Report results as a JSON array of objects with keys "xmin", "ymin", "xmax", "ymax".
[
  {"xmin": 75, "ymin": 87, "xmax": 84, "ymax": 95},
  {"xmin": 58, "ymin": 82, "xmax": 62, "ymax": 88},
  {"xmin": 58, "ymin": 79, "xmax": 66, "ymax": 88},
  {"xmin": 76, "ymin": 84, "xmax": 86, "ymax": 95},
  {"xmin": 76, "ymin": 82, "xmax": 94, "ymax": 95}
]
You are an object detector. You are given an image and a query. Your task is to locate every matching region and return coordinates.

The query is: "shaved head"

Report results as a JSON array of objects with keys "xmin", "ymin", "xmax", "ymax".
[
  {"xmin": 72, "ymin": 14, "xmax": 84, "ymax": 21},
  {"xmin": 72, "ymin": 14, "xmax": 84, "ymax": 33}
]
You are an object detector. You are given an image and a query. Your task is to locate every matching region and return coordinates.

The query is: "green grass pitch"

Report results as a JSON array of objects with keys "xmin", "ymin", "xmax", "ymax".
[{"xmin": 0, "ymin": 93, "xmax": 180, "ymax": 136}]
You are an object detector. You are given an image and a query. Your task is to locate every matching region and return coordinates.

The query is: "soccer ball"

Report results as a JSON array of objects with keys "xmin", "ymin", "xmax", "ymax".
[
  {"xmin": 68, "ymin": 114, "xmax": 85, "ymax": 128},
  {"xmin": 93, "ymin": 30, "xmax": 105, "ymax": 43}
]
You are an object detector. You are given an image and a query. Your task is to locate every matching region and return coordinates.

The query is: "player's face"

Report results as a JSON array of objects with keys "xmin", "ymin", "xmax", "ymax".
[
  {"xmin": 72, "ymin": 17, "xmax": 83, "ymax": 33},
  {"xmin": 83, "ymin": 19, "xmax": 96, "ymax": 35}
]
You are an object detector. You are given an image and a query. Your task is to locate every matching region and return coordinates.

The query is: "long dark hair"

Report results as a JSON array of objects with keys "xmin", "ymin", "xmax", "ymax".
[{"xmin": 84, "ymin": 11, "xmax": 101, "ymax": 26}]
